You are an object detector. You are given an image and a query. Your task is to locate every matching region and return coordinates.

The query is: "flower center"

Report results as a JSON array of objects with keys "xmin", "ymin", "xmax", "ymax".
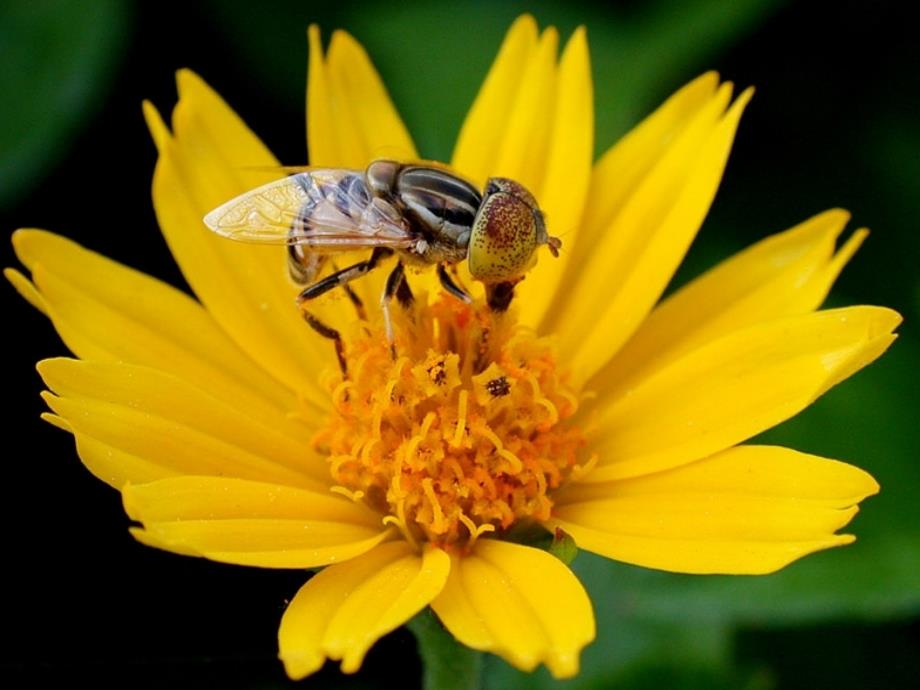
[{"xmin": 312, "ymin": 294, "xmax": 586, "ymax": 550}]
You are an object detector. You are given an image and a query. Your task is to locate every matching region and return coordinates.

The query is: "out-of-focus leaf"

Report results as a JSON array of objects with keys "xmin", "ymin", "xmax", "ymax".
[
  {"xmin": 0, "ymin": 0, "xmax": 129, "ymax": 209},
  {"xmin": 482, "ymin": 608, "xmax": 731, "ymax": 690},
  {"xmin": 410, "ymin": 608, "xmax": 483, "ymax": 690},
  {"xmin": 604, "ymin": 661, "xmax": 771, "ymax": 690},
  {"xmin": 204, "ymin": 0, "xmax": 783, "ymax": 160},
  {"xmin": 737, "ymin": 621, "xmax": 920, "ymax": 690},
  {"xmin": 863, "ymin": 114, "xmax": 920, "ymax": 321}
]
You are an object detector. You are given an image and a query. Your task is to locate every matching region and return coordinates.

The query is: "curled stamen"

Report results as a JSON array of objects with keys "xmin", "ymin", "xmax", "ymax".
[
  {"xmin": 314, "ymin": 296, "xmax": 586, "ymax": 547},
  {"xmin": 330, "ymin": 485, "xmax": 365, "ymax": 502},
  {"xmin": 458, "ymin": 513, "xmax": 495, "ymax": 548},
  {"xmin": 452, "ymin": 390, "xmax": 469, "ymax": 447},
  {"xmin": 332, "ymin": 380, "xmax": 354, "ymax": 410},
  {"xmin": 569, "ymin": 453, "xmax": 599, "ymax": 482}
]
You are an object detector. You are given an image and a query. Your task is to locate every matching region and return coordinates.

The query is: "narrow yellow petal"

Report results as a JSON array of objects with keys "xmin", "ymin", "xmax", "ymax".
[
  {"xmin": 517, "ymin": 26, "xmax": 594, "ymax": 328},
  {"xmin": 557, "ymin": 85, "xmax": 754, "ymax": 385},
  {"xmin": 40, "ymin": 358, "xmax": 328, "ymax": 490},
  {"xmin": 558, "ymin": 497, "xmax": 858, "ymax": 541},
  {"xmin": 124, "ymin": 476, "xmax": 379, "ymax": 525},
  {"xmin": 304, "ymin": 26, "xmax": 412, "ymax": 302},
  {"xmin": 39, "ymin": 412, "xmax": 70, "ymax": 432},
  {"xmin": 590, "ymin": 73, "xmax": 722, "ymax": 237},
  {"xmin": 5, "ymin": 267, "xmax": 48, "ymax": 315},
  {"xmin": 124, "ymin": 476, "xmax": 387, "ymax": 568},
  {"xmin": 543, "ymin": 72, "xmax": 720, "ymax": 322},
  {"xmin": 279, "ymin": 542, "xmax": 449, "ymax": 679},
  {"xmin": 147, "ymin": 78, "xmax": 335, "ymax": 408},
  {"xmin": 585, "ymin": 306, "xmax": 901, "ymax": 482},
  {"xmin": 596, "ymin": 209, "xmax": 867, "ymax": 391},
  {"xmin": 560, "ymin": 445, "xmax": 879, "ymax": 505},
  {"xmin": 432, "ymin": 540, "xmax": 594, "ymax": 679},
  {"xmin": 491, "ymin": 27, "xmax": 558, "ymax": 193},
  {"xmin": 306, "ymin": 25, "xmax": 341, "ymax": 166},
  {"xmin": 142, "ymin": 99, "xmax": 169, "ymax": 151},
  {"xmin": 552, "ymin": 445, "xmax": 877, "ymax": 574},
  {"xmin": 451, "ymin": 15, "xmax": 539, "ymax": 185},
  {"xmin": 38, "ymin": 357, "xmax": 311, "ymax": 447},
  {"xmin": 12, "ymin": 229, "xmax": 297, "ymax": 419},
  {"xmin": 558, "ymin": 523, "xmax": 853, "ymax": 575},
  {"xmin": 68, "ymin": 430, "xmax": 169, "ymax": 488},
  {"xmin": 172, "ymin": 69, "xmax": 267, "ymax": 162},
  {"xmin": 133, "ymin": 521, "xmax": 389, "ymax": 569},
  {"xmin": 326, "ymin": 30, "xmax": 417, "ymax": 164}
]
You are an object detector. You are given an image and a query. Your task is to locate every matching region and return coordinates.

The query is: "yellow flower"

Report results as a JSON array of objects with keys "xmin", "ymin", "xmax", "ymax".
[{"xmin": 7, "ymin": 14, "xmax": 898, "ymax": 681}]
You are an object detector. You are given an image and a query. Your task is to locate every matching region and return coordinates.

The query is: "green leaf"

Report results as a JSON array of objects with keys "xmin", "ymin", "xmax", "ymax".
[
  {"xmin": 482, "ymin": 611, "xmax": 732, "ymax": 690},
  {"xmin": 548, "ymin": 528, "xmax": 579, "ymax": 566},
  {"xmin": 0, "ymin": 0, "xmax": 129, "ymax": 209},
  {"xmin": 410, "ymin": 608, "xmax": 484, "ymax": 690}
]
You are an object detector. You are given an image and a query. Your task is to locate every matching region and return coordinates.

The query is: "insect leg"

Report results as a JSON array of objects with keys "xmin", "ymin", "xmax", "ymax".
[
  {"xmin": 296, "ymin": 247, "xmax": 393, "ymax": 302},
  {"xmin": 438, "ymin": 264, "xmax": 472, "ymax": 303},
  {"xmin": 302, "ymin": 312, "xmax": 348, "ymax": 376},
  {"xmin": 380, "ymin": 261, "xmax": 408, "ymax": 349},
  {"xmin": 329, "ymin": 260, "xmax": 367, "ymax": 321},
  {"xmin": 297, "ymin": 247, "xmax": 393, "ymax": 376}
]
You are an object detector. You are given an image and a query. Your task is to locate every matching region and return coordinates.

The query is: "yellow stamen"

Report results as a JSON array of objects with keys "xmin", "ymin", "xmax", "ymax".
[
  {"xmin": 330, "ymin": 485, "xmax": 365, "ymax": 502},
  {"xmin": 313, "ymin": 296, "xmax": 587, "ymax": 549}
]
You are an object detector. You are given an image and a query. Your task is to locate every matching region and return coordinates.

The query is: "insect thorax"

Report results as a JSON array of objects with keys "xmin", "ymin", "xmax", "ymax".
[{"xmin": 372, "ymin": 162, "xmax": 482, "ymax": 265}]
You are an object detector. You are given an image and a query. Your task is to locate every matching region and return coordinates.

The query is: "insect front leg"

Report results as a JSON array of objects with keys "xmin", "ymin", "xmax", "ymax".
[
  {"xmin": 297, "ymin": 247, "xmax": 394, "ymax": 376},
  {"xmin": 438, "ymin": 264, "xmax": 472, "ymax": 304},
  {"xmin": 380, "ymin": 261, "xmax": 414, "ymax": 357}
]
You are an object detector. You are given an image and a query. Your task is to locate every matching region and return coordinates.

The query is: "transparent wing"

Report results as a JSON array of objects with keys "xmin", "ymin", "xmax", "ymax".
[{"xmin": 203, "ymin": 169, "xmax": 415, "ymax": 249}]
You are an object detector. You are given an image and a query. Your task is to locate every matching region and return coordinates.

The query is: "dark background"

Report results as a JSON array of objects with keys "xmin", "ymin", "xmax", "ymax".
[{"xmin": 2, "ymin": 1, "xmax": 918, "ymax": 688}]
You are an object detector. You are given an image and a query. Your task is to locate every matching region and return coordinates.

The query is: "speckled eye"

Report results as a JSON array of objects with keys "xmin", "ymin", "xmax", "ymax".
[{"xmin": 468, "ymin": 180, "xmax": 541, "ymax": 283}]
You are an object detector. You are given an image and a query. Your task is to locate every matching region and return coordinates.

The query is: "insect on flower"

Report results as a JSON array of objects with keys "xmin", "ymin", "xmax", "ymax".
[
  {"xmin": 7, "ymin": 13, "xmax": 901, "ymax": 683},
  {"xmin": 204, "ymin": 160, "xmax": 562, "ymax": 369}
]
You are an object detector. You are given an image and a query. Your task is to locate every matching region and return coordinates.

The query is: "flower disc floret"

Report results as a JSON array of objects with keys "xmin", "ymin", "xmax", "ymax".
[{"xmin": 313, "ymin": 296, "xmax": 587, "ymax": 549}]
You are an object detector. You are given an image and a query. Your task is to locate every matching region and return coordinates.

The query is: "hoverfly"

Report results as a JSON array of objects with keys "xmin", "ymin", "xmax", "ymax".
[{"xmin": 204, "ymin": 160, "xmax": 561, "ymax": 371}]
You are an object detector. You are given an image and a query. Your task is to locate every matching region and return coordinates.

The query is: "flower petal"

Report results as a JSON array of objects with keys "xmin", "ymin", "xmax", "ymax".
[
  {"xmin": 451, "ymin": 15, "xmax": 539, "ymax": 186},
  {"xmin": 48, "ymin": 424, "xmax": 169, "ymax": 488},
  {"xmin": 539, "ymin": 72, "xmax": 719, "ymax": 333},
  {"xmin": 308, "ymin": 27, "xmax": 418, "ymax": 167},
  {"xmin": 593, "ymin": 208, "xmax": 867, "ymax": 392},
  {"xmin": 39, "ymin": 358, "xmax": 327, "ymax": 490},
  {"xmin": 585, "ymin": 306, "xmax": 901, "ymax": 482},
  {"xmin": 566, "ymin": 72, "xmax": 721, "ymax": 264},
  {"xmin": 432, "ymin": 540, "xmax": 594, "ymax": 679},
  {"xmin": 123, "ymin": 476, "xmax": 387, "ymax": 568},
  {"xmin": 552, "ymin": 445, "xmax": 878, "ymax": 574},
  {"xmin": 490, "ymin": 26, "xmax": 558, "ymax": 192},
  {"xmin": 144, "ymin": 73, "xmax": 334, "ymax": 409},
  {"xmin": 306, "ymin": 26, "xmax": 423, "ymax": 304},
  {"xmin": 9, "ymin": 230, "xmax": 298, "ymax": 419},
  {"xmin": 517, "ymin": 26, "xmax": 594, "ymax": 327},
  {"xmin": 279, "ymin": 542, "xmax": 449, "ymax": 679},
  {"xmin": 555, "ymin": 81, "xmax": 753, "ymax": 386}
]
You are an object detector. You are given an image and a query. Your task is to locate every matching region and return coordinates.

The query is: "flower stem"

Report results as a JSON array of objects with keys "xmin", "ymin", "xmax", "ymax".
[{"xmin": 409, "ymin": 608, "xmax": 483, "ymax": 690}]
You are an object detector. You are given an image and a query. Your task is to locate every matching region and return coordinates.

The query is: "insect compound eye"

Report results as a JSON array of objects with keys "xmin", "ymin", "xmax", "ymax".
[
  {"xmin": 467, "ymin": 190, "xmax": 540, "ymax": 283},
  {"xmin": 484, "ymin": 178, "xmax": 539, "ymax": 209}
]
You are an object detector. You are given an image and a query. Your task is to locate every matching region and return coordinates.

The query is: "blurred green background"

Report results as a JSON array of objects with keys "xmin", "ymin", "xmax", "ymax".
[{"xmin": 2, "ymin": 0, "xmax": 917, "ymax": 688}]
